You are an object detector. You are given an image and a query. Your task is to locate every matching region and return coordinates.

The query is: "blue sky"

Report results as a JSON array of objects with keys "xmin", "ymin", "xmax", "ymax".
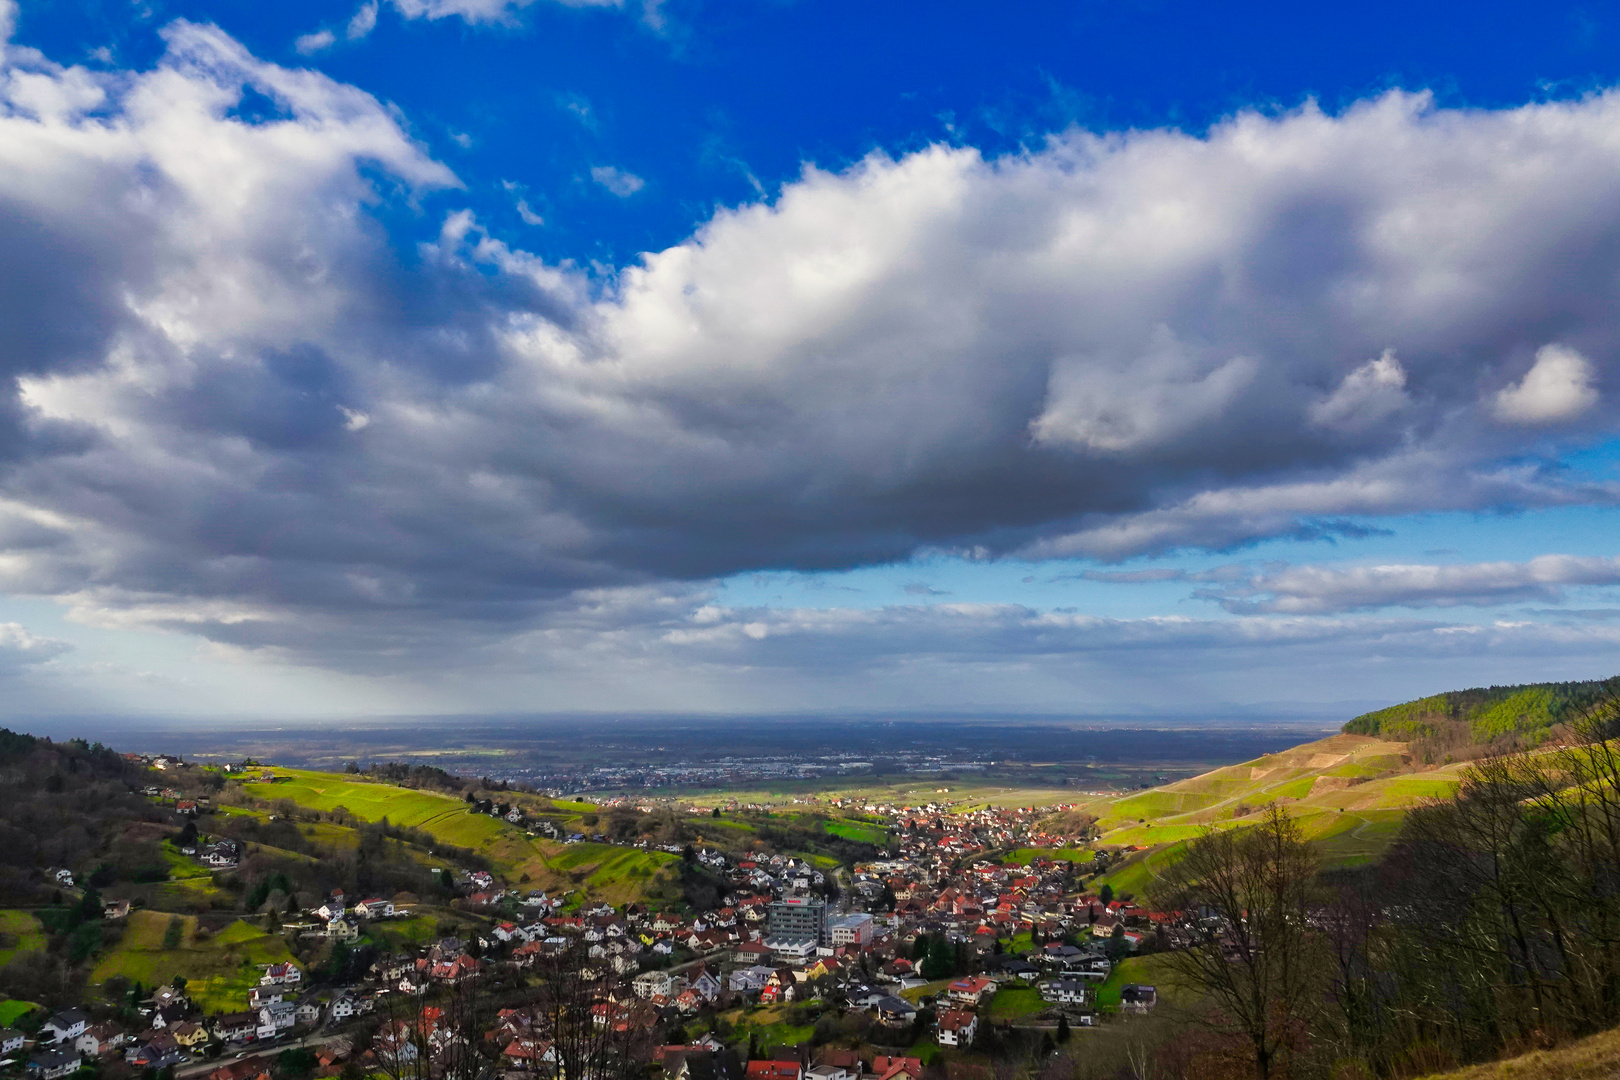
[
  {"xmin": 19, "ymin": 0, "xmax": 1620, "ymax": 264},
  {"xmin": 1, "ymin": 0, "xmax": 1620, "ymax": 720}
]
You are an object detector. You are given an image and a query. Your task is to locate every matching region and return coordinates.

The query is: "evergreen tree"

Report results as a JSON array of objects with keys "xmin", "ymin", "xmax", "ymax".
[{"xmin": 921, "ymin": 936, "xmax": 955, "ymax": 979}]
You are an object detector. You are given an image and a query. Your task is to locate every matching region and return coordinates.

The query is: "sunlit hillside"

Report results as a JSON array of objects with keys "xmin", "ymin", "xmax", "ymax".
[
  {"xmin": 1074, "ymin": 730, "xmax": 1469, "ymax": 897},
  {"xmin": 1413, "ymin": 1025, "xmax": 1620, "ymax": 1080}
]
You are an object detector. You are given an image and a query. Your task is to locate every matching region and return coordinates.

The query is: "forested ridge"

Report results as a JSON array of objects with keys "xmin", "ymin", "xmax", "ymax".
[{"xmin": 1342, "ymin": 675, "xmax": 1620, "ymax": 759}]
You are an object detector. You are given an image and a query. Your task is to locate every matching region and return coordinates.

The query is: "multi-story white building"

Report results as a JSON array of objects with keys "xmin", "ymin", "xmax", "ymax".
[{"xmin": 828, "ymin": 913, "xmax": 874, "ymax": 946}]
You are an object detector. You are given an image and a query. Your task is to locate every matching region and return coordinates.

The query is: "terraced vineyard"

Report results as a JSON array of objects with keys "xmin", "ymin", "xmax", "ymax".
[
  {"xmin": 237, "ymin": 769, "xmax": 869, "ymax": 905},
  {"xmin": 238, "ymin": 769, "xmax": 679, "ymax": 903},
  {"xmin": 1075, "ymin": 732, "xmax": 1468, "ymax": 897}
]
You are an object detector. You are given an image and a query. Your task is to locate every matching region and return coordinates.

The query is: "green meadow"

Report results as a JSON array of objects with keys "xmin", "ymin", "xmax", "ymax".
[
  {"xmin": 91, "ymin": 911, "xmax": 298, "ymax": 1013},
  {"xmin": 0, "ymin": 910, "xmax": 45, "ymax": 966}
]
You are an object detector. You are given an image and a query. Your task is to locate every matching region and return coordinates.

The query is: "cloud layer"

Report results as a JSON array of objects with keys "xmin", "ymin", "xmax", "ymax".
[
  {"xmin": 2, "ymin": 26, "xmax": 1620, "ymax": 679},
  {"xmin": 1201, "ymin": 555, "xmax": 1620, "ymax": 614}
]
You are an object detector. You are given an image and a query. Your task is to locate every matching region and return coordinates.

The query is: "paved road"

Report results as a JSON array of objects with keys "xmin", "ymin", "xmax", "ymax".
[{"xmin": 174, "ymin": 1029, "xmax": 351, "ymax": 1079}]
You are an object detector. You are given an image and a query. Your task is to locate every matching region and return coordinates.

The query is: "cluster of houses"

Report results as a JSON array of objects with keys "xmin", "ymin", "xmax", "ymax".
[
  {"xmin": 297, "ymin": 890, "xmax": 409, "ymax": 945},
  {"xmin": 12, "ymin": 764, "xmax": 1175, "ymax": 1080},
  {"xmin": 16, "ymin": 983, "xmax": 252, "ymax": 1080},
  {"xmin": 177, "ymin": 835, "xmax": 244, "ymax": 870},
  {"xmin": 668, "ymin": 1044, "xmax": 936, "ymax": 1080},
  {"xmin": 12, "ymin": 843, "xmax": 1159, "ymax": 1080}
]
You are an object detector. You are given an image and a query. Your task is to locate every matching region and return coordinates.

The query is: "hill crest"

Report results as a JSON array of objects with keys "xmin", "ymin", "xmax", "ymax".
[{"xmin": 1343, "ymin": 675, "xmax": 1618, "ymax": 745}]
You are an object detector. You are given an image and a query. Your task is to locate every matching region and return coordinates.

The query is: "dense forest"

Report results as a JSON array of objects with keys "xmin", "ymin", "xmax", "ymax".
[
  {"xmin": 0, "ymin": 731, "xmax": 166, "ymax": 906},
  {"xmin": 1342, "ymin": 675, "xmax": 1620, "ymax": 761}
]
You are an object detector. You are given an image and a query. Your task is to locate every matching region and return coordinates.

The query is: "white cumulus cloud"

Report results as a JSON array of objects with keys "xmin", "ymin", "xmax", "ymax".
[
  {"xmin": 6, "ymin": 27, "xmax": 1620, "ymax": 685},
  {"xmin": 1494, "ymin": 343, "xmax": 1599, "ymax": 424}
]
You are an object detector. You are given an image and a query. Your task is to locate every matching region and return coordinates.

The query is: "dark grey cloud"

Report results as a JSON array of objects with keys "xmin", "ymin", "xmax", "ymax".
[{"xmin": 5, "ymin": 28, "xmax": 1620, "ymax": 670}]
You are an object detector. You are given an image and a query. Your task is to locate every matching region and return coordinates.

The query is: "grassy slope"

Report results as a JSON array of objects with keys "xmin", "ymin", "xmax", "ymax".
[
  {"xmin": 721, "ymin": 1004, "xmax": 815, "ymax": 1049},
  {"xmin": 1414, "ymin": 1025, "xmax": 1620, "ymax": 1080},
  {"xmin": 824, "ymin": 820, "xmax": 887, "ymax": 845},
  {"xmin": 254, "ymin": 769, "xmax": 549, "ymax": 876},
  {"xmin": 1080, "ymin": 733, "xmax": 1468, "ymax": 898},
  {"xmin": 250, "ymin": 769, "xmax": 674, "ymax": 905},
  {"xmin": 987, "ymin": 985, "xmax": 1048, "ymax": 1020},
  {"xmin": 91, "ymin": 911, "xmax": 297, "ymax": 1012},
  {"xmin": 0, "ymin": 1000, "xmax": 38, "ymax": 1026},
  {"xmin": 1093, "ymin": 953, "xmax": 1193, "ymax": 1010},
  {"xmin": 1003, "ymin": 848, "xmax": 1095, "ymax": 865},
  {"xmin": 543, "ymin": 843, "xmax": 678, "ymax": 905},
  {"xmin": 0, "ymin": 909, "xmax": 45, "ymax": 966}
]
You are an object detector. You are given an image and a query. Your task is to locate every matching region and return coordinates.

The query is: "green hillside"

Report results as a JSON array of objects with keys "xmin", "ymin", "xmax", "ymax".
[
  {"xmin": 1062, "ymin": 674, "xmax": 1618, "ymax": 901},
  {"xmin": 1067, "ymin": 729, "xmax": 1474, "ymax": 899},
  {"xmin": 1343, "ymin": 676, "xmax": 1618, "ymax": 744},
  {"xmin": 91, "ymin": 912, "xmax": 298, "ymax": 1012}
]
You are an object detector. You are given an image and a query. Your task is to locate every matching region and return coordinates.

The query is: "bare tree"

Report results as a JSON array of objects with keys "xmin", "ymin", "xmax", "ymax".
[
  {"xmin": 1150, "ymin": 803, "xmax": 1322, "ymax": 1080},
  {"xmin": 529, "ymin": 943, "xmax": 653, "ymax": 1080},
  {"xmin": 372, "ymin": 975, "xmax": 495, "ymax": 1080}
]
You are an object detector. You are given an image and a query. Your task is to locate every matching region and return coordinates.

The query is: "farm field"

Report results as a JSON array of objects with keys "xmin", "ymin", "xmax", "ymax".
[
  {"xmin": 0, "ymin": 909, "xmax": 44, "ymax": 966},
  {"xmin": 685, "ymin": 780, "xmax": 1089, "ymax": 811},
  {"xmin": 237, "ymin": 767, "xmax": 861, "ymax": 906},
  {"xmin": 91, "ymin": 911, "xmax": 297, "ymax": 1013},
  {"xmin": 542, "ymin": 843, "xmax": 678, "ymax": 906},
  {"xmin": 1076, "ymin": 733, "xmax": 1465, "ymax": 834},
  {"xmin": 253, "ymin": 770, "xmax": 505, "ymax": 841}
]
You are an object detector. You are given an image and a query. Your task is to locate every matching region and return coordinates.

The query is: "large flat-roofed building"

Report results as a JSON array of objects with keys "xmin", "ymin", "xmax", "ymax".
[
  {"xmin": 766, "ymin": 896, "xmax": 828, "ymax": 949},
  {"xmin": 828, "ymin": 913, "xmax": 874, "ymax": 946}
]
